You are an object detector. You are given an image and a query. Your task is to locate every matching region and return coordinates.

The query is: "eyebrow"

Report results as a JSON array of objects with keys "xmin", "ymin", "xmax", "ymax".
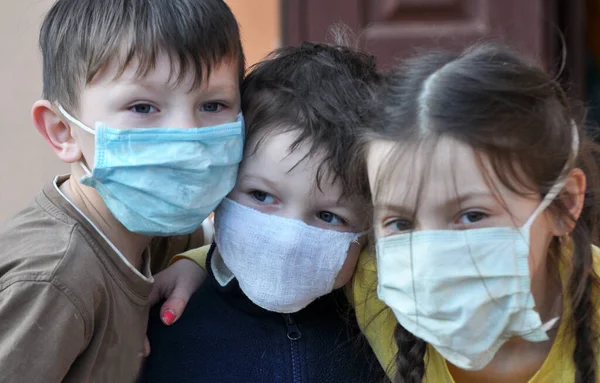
[
  {"xmin": 374, "ymin": 191, "xmax": 495, "ymax": 215},
  {"xmin": 199, "ymin": 83, "xmax": 239, "ymax": 98},
  {"xmin": 240, "ymin": 174, "xmax": 280, "ymax": 191},
  {"xmin": 374, "ymin": 203, "xmax": 414, "ymax": 217},
  {"xmin": 114, "ymin": 80, "xmax": 167, "ymax": 93},
  {"xmin": 113, "ymin": 80, "xmax": 239, "ymax": 102},
  {"xmin": 441, "ymin": 191, "xmax": 496, "ymax": 210}
]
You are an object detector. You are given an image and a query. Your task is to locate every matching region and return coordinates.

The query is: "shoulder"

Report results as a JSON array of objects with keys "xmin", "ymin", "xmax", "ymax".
[
  {"xmin": 347, "ymin": 249, "xmax": 399, "ymax": 378},
  {"xmin": 350, "ymin": 249, "xmax": 378, "ymax": 301},
  {"xmin": 0, "ymin": 280, "xmax": 90, "ymax": 377},
  {"xmin": 0, "ymin": 195, "xmax": 78, "ymax": 258},
  {"xmin": 149, "ymin": 228, "xmax": 208, "ymax": 273},
  {"xmin": 0, "ymin": 202, "xmax": 79, "ymax": 285},
  {"xmin": 0, "ymin": 278, "xmax": 89, "ymax": 339},
  {"xmin": 0, "ymin": 207, "xmax": 112, "ymax": 334}
]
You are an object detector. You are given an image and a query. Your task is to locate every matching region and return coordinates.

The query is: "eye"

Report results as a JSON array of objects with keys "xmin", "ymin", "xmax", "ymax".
[
  {"xmin": 250, "ymin": 190, "xmax": 276, "ymax": 204},
  {"xmin": 317, "ymin": 211, "xmax": 346, "ymax": 226},
  {"xmin": 201, "ymin": 102, "xmax": 224, "ymax": 112},
  {"xmin": 457, "ymin": 211, "xmax": 488, "ymax": 225},
  {"xmin": 383, "ymin": 218, "xmax": 413, "ymax": 233},
  {"xmin": 129, "ymin": 103, "xmax": 157, "ymax": 114}
]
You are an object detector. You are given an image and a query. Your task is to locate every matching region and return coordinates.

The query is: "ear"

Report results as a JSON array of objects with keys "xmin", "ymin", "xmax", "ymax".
[
  {"xmin": 32, "ymin": 100, "xmax": 82, "ymax": 163},
  {"xmin": 551, "ymin": 167, "xmax": 586, "ymax": 236}
]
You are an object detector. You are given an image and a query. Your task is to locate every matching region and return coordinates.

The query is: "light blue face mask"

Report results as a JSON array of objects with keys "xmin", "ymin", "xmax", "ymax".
[
  {"xmin": 376, "ymin": 191, "xmax": 561, "ymax": 371},
  {"xmin": 58, "ymin": 104, "xmax": 244, "ymax": 236},
  {"xmin": 376, "ymin": 126, "xmax": 579, "ymax": 371}
]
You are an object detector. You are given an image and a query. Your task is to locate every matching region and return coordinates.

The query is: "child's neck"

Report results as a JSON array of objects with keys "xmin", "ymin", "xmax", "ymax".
[
  {"xmin": 447, "ymin": 267, "xmax": 563, "ymax": 383},
  {"xmin": 447, "ymin": 335, "xmax": 555, "ymax": 383},
  {"xmin": 60, "ymin": 174, "xmax": 150, "ymax": 271}
]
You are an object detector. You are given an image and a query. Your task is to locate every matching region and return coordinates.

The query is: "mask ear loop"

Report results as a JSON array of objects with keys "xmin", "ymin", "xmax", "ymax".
[
  {"xmin": 56, "ymin": 103, "xmax": 95, "ymax": 176},
  {"xmin": 56, "ymin": 104, "xmax": 96, "ymax": 135},
  {"xmin": 520, "ymin": 121, "xmax": 579, "ymax": 334},
  {"xmin": 522, "ymin": 121, "xmax": 580, "ymax": 229},
  {"xmin": 352, "ymin": 229, "xmax": 373, "ymax": 246}
]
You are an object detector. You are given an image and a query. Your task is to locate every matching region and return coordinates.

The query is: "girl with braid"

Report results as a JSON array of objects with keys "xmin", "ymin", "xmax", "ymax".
[{"xmin": 355, "ymin": 43, "xmax": 600, "ymax": 382}]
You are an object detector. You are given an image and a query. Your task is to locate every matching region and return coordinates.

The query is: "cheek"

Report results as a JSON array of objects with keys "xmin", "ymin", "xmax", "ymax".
[
  {"xmin": 527, "ymin": 213, "xmax": 555, "ymax": 279},
  {"xmin": 77, "ymin": 134, "xmax": 96, "ymax": 167},
  {"xmin": 226, "ymin": 187, "xmax": 277, "ymax": 215},
  {"xmin": 226, "ymin": 186, "xmax": 244, "ymax": 203},
  {"xmin": 373, "ymin": 220, "xmax": 386, "ymax": 239},
  {"xmin": 333, "ymin": 240, "xmax": 362, "ymax": 289},
  {"xmin": 199, "ymin": 109, "xmax": 239, "ymax": 127},
  {"xmin": 226, "ymin": 189, "xmax": 260, "ymax": 210}
]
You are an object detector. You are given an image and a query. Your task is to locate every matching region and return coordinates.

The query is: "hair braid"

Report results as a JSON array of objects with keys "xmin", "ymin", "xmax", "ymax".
[
  {"xmin": 569, "ymin": 227, "xmax": 597, "ymax": 383},
  {"xmin": 393, "ymin": 324, "xmax": 427, "ymax": 383}
]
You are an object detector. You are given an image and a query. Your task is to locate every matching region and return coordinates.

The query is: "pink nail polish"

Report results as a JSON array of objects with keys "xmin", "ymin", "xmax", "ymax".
[{"xmin": 162, "ymin": 310, "xmax": 175, "ymax": 325}]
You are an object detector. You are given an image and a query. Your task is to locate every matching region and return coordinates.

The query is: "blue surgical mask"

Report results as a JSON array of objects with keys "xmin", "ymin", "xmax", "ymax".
[{"xmin": 58, "ymin": 104, "xmax": 244, "ymax": 236}]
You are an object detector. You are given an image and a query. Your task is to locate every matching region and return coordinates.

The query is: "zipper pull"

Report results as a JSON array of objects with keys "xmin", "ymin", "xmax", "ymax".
[{"xmin": 284, "ymin": 314, "xmax": 302, "ymax": 341}]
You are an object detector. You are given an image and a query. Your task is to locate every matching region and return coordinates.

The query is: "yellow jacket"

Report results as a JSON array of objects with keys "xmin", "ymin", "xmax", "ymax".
[
  {"xmin": 179, "ymin": 245, "xmax": 600, "ymax": 382},
  {"xmin": 350, "ymin": 246, "xmax": 600, "ymax": 382}
]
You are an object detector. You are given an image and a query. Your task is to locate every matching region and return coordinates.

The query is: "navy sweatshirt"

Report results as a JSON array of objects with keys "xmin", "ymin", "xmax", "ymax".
[{"xmin": 139, "ymin": 247, "xmax": 384, "ymax": 383}]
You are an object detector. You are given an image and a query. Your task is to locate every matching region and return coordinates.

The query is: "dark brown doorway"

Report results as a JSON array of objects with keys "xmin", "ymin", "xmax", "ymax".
[{"xmin": 283, "ymin": 0, "xmax": 586, "ymax": 99}]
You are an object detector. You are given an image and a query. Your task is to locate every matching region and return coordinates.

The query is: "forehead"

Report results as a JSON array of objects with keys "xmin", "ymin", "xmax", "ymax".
[
  {"xmin": 89, "ymin": 51, "xmax": 240, "ymax": 92},
  {"xmin": 242, "ymin": 130, "xmax": 346, "ymax": 201},
  {"xmin": 367, "ymin": 137, "xmax": 497, "ymax": 206}
]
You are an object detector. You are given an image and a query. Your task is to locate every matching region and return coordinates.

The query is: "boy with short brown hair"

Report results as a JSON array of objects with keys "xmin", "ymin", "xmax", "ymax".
[{"xmin": 0, "ymin": 0, "xmax": 244, "ymax": 381}]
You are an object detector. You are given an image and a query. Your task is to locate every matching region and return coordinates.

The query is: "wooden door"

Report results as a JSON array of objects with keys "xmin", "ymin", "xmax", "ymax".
[
  {"xmin": 283, "ymin": 0, "xmax": 585, "ymax": 98},
  {"xmin": 285, "ymin": 1, "xmax": 551, "ymax": 65}
]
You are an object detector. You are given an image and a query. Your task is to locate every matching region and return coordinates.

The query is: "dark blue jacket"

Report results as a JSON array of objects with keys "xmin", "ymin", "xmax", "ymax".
[{"xmin": 139, "ymin": 246, "xmax": 384, "ymax": 383}]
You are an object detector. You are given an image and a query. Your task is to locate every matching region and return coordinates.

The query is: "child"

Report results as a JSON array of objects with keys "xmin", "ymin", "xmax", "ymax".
[
  {"xmin": 0, "ymin": 0, "xmax": 244, "ymax": 381},
  {"xmin": 359, "ymin": 44, "xmax": 600, "ymax": 382},
  {"xmin": 140, "ymin": 41, "xmax": 385, "ymax": 382}
]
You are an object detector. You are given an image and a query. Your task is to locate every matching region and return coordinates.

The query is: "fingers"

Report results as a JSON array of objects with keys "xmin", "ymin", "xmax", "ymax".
[
  {"xmin": 150, "ymin": 258, "xmax": 207, "ymax": 325},
  {"xmin": 143, "ymin": 336, "xmax": 151, "ymax": 357},
  {"xmin": 159, "ymin": 295, "xmax": 189, "ymax": 325},
  {"xmin": 148, "ymin": 282, "xmax": 164, "ymax": 307}
]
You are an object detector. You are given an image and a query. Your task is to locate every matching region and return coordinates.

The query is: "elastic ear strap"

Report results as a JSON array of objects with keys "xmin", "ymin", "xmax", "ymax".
[
  {"xmin": 79, "ymin": 162, "xmax": 92, "ymax": 176},
  {"xmin": 525, "ymin": 121, "xmax": 580, "ymax": 225},
  {"xmin": 57, "ymin": 104, "xmax": 95, "ymax": 135}
]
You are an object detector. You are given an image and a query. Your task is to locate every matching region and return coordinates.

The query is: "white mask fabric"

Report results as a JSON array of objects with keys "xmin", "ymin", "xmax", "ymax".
[
  {"xmin": 214, "ymin": 198, "xmax": 360, "ymax": 313},
  {"xmin": 376, "ymin": 127, "xmax": 579, "ymax": 370}
]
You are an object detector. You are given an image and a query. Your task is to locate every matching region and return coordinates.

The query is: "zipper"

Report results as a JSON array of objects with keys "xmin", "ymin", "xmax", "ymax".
[{"xmin": 284, "ymin": 314, "xmax": 302, "ymax": 383}]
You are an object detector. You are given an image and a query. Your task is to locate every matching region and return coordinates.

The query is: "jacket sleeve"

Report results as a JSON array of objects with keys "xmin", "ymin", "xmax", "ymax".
[
  {"xmin": 0, "ymin": 280, "xmax": 87, "ymax": 382},
  {"xmin": 347, "ymin": 249, "xmax": 398, "ymax": 379},
  {"xmin": 150, "ymin": 216, "xmax": 214, "ymax": 273},
  {"xmin": 169, "ymin": 245, "xmax": 212, "ymax": 271}
]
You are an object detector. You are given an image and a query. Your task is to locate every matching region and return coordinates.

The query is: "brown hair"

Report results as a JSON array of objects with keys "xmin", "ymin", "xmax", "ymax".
[
  {"xmin": 241, "ymin": 40, "xmax": 381, "ymax": 203},
  {"xmin": 39, "ymin": 0, "xmax": 244, "ymax": 112},
  {"xmin": 365, "ymin": 44, "xmax": 600, "ymax": 382}
]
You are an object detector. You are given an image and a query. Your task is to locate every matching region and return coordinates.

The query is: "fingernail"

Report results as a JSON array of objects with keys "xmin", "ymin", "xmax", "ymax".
[{"xmin": 162, "ymin": 310, "xmax": 176, "ymax": 325}]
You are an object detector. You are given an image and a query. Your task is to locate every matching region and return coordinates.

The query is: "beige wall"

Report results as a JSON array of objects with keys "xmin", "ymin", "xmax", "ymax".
[
  {"xmin": 0, "ymin": 0, "xmax": 64, "ymax": 221},
  {"xmin": 226, "ymin": 0, "xmax": 281, "ymax": 66},
  {"xmin": 0, "ymin": 0, "xmax": 280, "ymax": 222}
]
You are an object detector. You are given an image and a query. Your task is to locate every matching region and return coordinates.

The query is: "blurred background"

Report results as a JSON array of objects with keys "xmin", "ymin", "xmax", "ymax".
[{"xmin": 0, "ymin": 0, "xmax": 596, "ymax": 221}]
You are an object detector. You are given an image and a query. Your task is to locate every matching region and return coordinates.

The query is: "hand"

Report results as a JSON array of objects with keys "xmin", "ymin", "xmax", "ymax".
[
  {"xmin": 143, "ymin": 259, "xmax": 206, "ymax": 357},
  {"xmin": 150, "ymin": 259, "xmax": 207, "ymax": 325}
]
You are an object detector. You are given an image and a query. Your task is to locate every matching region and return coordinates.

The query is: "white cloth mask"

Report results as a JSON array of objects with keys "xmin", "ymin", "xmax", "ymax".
[
  {"xmin": 376, "ymin": 129, "xmax": 579, "ymax": 371},
  {"xmin": 214, "ymin": 198, "xmax": 360, "ymax": 313}
]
